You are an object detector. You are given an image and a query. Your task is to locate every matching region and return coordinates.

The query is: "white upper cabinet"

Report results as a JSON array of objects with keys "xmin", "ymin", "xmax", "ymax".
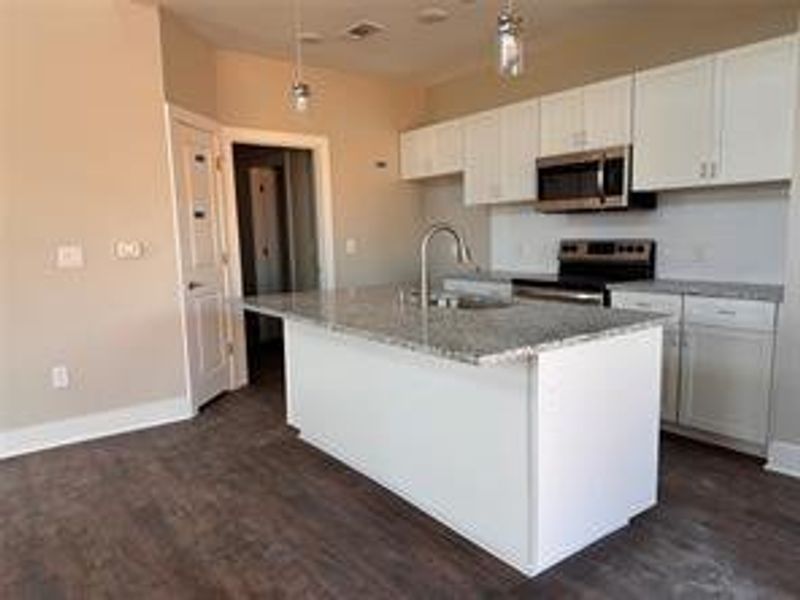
[
  {"xmin": 464, "ymin": 110, "xmax": 503, "ymax": 205},
  {"xmin": 633, "ymin": 56, "xmax": 717, "ymax": 191},
  {"xmin": 540, "ymin": 89, "xmax": 583, "ymax": 156},
  {"xmin": 583, "ymin": 76, "xmax": 633, "ymax": 150},
  {"xmin": 464, "ymin": 100, "xmax": 539, "ymax": 205},
  {"xmin": 540, "ymin": 75, "xmax": 632, "ymax": 157},
  {"xmin": 430, "ymin": 120, "xmax": 465, "ymax": 176},
  {"xmin": 634, "ymin": 35, "xmax": 798, "ymax": 191},
  {"xmin": 499, "ymin": 100, "xmax": 539, "ymax": 203},
  {"xmin": 716, "ymin": 35, "xmax": 798, "ymax": 185},
  {"xmin": 400, "ymin": 128, "xmax": 430, "ymax": 180},
  {"xmin": 400, "ymin": 119, "xmax": 463, "ymax": 180}
]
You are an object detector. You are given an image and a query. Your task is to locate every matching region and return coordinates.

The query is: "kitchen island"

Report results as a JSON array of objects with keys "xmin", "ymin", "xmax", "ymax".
[{"xmin": 240, "ymin": 286, "xmax": 667, "ymax": 577}]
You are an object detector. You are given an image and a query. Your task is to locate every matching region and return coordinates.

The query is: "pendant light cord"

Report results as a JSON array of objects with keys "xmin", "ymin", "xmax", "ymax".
[{"xmin": 293, "ymin": 0, "xmax": 303, "ymax": 82}]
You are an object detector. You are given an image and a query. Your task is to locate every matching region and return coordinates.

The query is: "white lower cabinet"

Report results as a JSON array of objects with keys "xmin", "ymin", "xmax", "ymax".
[
  {"xmin": 611, "ymin": 291, "xmax": 681, "ymax": 423},
  {"xmin": 612, "ymin": 291, "xmax": 777, "ymax": 452},
  {"xmin": 680, "ymin": 324, "xmax": 772, "ymax": 445},
  {"xmin": 679, "ymin": 297, "xmax": 776, "ymax": 447}
]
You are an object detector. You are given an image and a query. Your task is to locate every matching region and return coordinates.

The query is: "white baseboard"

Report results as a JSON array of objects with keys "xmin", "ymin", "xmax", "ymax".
[
  {"xmin": 765, "ymin": 441, "xmax": 800, "ymax": 479},
  {"xmin": 0, "ymin": 396, "xmax": 194, "ymax": 460}
]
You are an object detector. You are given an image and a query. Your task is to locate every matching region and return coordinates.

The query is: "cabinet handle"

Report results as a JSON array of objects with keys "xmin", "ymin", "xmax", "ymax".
[
  {"xmin": 716, "ymin": 309, "xmax": 736, "ymax": 317},
  {"xmin": 710, "ymin": 162, "xmax": 718, "ymax": 179},
  {"xmin": 699, "ymin": 162, "xmax": 708, "ymax": 179}
]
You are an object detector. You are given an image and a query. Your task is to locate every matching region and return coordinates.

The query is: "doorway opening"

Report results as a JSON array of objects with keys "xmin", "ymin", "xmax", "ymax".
[{"xmin": 233, "ymin": 143, "xmax": 319, "ymax": 385}]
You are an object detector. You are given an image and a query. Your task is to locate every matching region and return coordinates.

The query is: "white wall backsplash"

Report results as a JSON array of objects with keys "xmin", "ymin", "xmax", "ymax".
[{"xmin": 490, "ymin": 184, "xmax": 790, "ymax": 283}]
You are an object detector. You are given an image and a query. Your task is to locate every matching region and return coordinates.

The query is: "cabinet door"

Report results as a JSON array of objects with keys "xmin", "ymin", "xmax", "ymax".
[
  {"xmin": 583, "ymin": 76, "xmax": 633, "ymax": 150},
  {"xmin": 633, "ymin": 57, "xmax": 716, "ymax": 190},
  {"xmin": 716, "ymin": 35, "xmax": 798, "ymax": 185},
  {"xmin": 662, "ymin": 326, "xmax": 681, "ymax": 423},
  {"xmin": 540, "ymin": 89, "xmax": 584, "ymax": 157},
  {"xmin": 499, "ymin": 100, "xmax": 539, "ymax": 202},
  {"xmin": 400, "ymin": 128, "xmax": 432, "ymax": 179},
  {"xmin": 610, "ymin": 291, "xmax": 682, "ymax": 423},
  {"xmin": 464, "ymin": 111, "xmax": 502, "ymax": 205},
  {"xmin": 430, "ymin": 120, "xmax": 464, "ymax": 176},
  {"xmin": 680, "ymin": 324, "xmax": 772, "ymax": 445}
]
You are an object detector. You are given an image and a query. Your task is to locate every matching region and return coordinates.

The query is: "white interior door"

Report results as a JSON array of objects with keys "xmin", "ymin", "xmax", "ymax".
[{"xmin": 170, "ymin": 119, "xmax": 230, "ymax": 409}]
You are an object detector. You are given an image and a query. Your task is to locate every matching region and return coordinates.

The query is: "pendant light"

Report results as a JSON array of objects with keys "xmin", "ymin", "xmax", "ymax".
[
  {"xmin": 497, "ymin": 0, "xmax": 524, "ymax": 78},
  {"xmin": 290, "ymin": 0, "xmax": 311, "ymax": 112}
]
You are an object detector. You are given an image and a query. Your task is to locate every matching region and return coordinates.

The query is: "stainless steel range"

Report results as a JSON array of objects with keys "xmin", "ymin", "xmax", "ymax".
[{"xmin": 513, "ymin": 239, "xmax": 656, "ymax": 306}]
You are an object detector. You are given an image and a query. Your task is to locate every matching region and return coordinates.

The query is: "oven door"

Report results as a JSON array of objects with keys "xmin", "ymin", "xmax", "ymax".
[{"xmin": 535, "ymin": 146, "xmax": 628, "ymax": 213}]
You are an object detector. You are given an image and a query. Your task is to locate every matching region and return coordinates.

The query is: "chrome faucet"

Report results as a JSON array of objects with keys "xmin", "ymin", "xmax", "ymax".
[{"xmin": 419, "ymin": 222, "xmax": 473, "ymax": 307}]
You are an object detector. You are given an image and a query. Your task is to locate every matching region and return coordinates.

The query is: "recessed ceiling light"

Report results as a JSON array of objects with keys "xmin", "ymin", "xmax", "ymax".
[
  {"xmin": 417, "ymin": 7, "xmax": 449, "ymax": 25},
  {"xmin": 343, "ymin": 20, "xmax": 385, "ymax": 41}
]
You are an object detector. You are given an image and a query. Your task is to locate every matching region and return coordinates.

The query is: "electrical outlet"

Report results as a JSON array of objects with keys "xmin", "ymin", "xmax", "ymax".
[{"xmin": 51, "ymin": 365, "xmax": 70, "ymax": 389}]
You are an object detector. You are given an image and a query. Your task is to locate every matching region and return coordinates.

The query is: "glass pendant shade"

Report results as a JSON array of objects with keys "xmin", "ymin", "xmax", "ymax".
[
  {"xmin": 291, "ymin": 81, "xmax": 311, "ymax": 113},
  {"xmin": 497, "ymin": 9, "xmax": 523, "ymax": 78}
]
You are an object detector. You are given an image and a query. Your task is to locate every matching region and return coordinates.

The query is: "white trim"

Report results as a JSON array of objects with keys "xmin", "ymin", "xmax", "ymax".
[
  {"xmin": 766, "ymin": 440, "xmax": 800, "ymax": 479},
  {"xmin": 163, "ymin": 103, "xmax": 195, "ymax": 409},
  {"xmin": 0, "ymin": 397, "xmax": 194, "ymax": 460},
  {"xmin": 220, "ymin": 126, "xmax": 337, "ymax": 389}
]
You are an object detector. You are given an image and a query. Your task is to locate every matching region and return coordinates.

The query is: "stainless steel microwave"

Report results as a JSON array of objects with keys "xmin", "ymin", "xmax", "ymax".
[{"xmin": 535, "ymin": 145, "xmax": 656, "ymax": 213}]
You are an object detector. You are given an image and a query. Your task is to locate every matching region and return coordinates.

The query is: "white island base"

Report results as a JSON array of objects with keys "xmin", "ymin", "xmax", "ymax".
[{"xmin": 284, "ymin": 320, "xmax": 662, "ymax": 577}]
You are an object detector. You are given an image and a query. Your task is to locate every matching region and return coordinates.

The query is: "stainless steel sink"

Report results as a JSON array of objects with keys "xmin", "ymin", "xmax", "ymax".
[{"xmin": 404, "ymin": 290, "xmax": 512, "ymax": 310}]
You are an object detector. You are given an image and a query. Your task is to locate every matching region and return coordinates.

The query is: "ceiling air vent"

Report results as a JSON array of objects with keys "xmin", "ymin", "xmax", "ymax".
[{"xmin": 343, "ymin": 20, "xmax": 385, "ymax": 41}]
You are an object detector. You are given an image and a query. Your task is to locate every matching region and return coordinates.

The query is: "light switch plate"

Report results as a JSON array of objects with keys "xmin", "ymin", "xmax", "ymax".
[
  {"xmin": 345, "ymin": 238, "xmax": 358, "ymax": 255},
  {"xmin": 51, "ymin": 365, "xmax": 69, "ymax": 389},
  {"xmin": 56, "ymin": 245, "xmax": 84, "ymax": 269}
]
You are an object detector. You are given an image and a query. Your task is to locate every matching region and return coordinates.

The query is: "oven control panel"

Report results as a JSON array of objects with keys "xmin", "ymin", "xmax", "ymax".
[{"xmin": 559, "ymin": 239, "xmax": 655, "ymax": 263}]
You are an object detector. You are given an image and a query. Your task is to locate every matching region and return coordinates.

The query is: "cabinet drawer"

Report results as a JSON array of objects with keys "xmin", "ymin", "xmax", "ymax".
[
  {"xmin": 611, "ymin": 291, "xmax": 683, "ymax": 318},
  {"xmin": 683, "ymin": 296, "xmax": 776, "ymax": 331}
]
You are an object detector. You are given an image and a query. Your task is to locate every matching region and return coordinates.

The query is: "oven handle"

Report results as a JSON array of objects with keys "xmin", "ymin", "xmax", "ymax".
[{"xmin": 513, "ymin": 286, "xmax": 605, "ymax": 305}]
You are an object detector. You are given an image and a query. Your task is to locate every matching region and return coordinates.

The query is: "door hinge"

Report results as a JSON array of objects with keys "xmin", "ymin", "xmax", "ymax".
[
  {"xmin": 226, "ymin": 341, "xmax": 234, "ymax": 356},
  {"xmin": 220, "ymin": 251, "xmax": 229, "ymax": 265},
  {"xmin": 215, "ymin": 155, "xmax": 223, "ymax": 172}
]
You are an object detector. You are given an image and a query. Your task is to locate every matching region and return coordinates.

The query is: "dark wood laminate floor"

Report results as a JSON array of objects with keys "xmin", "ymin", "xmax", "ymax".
[{"xmin": 2, "ymin": 357, "xmax": 800, "ymax": 599}]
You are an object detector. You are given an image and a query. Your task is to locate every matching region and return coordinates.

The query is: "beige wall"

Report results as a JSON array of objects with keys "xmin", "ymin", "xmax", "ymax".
[
  {"xmin": 159, "ymin": 8, "xmax": 217, "ymax": 119},
  {"xmin": 426, "ymin": 6, "xmax": 798, "ymax": 122},
  {"xmin": 216, "ymin": 50, "xmax": 427, "ymax": 286},
  {"xmin": 773, "ymin": 14, "xmax": 800, "ymax": 450},
  {"xmin": 1, "ymin": 1, "xmax": 186, "ymax": 430}
]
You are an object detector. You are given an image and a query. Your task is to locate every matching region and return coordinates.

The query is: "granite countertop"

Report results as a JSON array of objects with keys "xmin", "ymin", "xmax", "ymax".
[
  {"xmin": 238, "ymin": 285, "xmax": 668, "ymax": 366},
  {"xmin": 607, "ymin": 279, "xmax": 784, "ymax": 303},
  {"xmin": 446, "ymin": 270, "xmax": 785, "ymax": 304}
]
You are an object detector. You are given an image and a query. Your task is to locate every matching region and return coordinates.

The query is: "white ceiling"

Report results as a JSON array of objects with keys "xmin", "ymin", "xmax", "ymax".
[{"xmin": 156, "ymin": 0, "xmax": 799, "ymax": 83}]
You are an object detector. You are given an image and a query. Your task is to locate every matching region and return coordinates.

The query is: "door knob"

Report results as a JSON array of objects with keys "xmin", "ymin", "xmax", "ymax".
[{"xmin": 187, "ymin": 281, "xmax": 203, "ymax": 291}]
